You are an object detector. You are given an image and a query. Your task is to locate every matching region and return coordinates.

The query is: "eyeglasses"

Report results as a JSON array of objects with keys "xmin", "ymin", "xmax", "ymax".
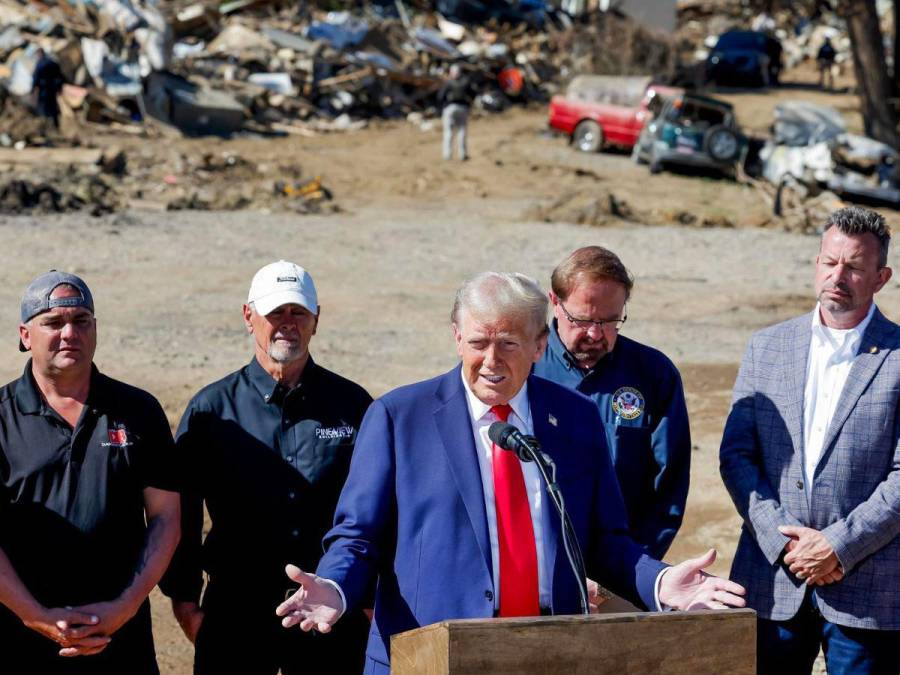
[{"xmin": 558, "ymin": 301, "xmax": 627, "ymax": 332}]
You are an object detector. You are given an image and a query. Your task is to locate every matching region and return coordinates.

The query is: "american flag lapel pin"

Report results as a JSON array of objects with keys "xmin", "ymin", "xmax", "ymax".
[{"xmin": 548, "ymin": 414, "xmax": 558, "ymax": 427}]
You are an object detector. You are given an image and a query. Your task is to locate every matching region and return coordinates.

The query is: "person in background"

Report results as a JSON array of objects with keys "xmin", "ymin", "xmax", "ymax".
[
  {"xmin": 817, "ymin": 37, "xmax": 836, "ymax": 90},
  {"xmin": 721, "ymin": 206, "xmax": 900, "ymax": 674},
  {"xmin": 0, "ymin": 270, "xmax": 180, "ymax": 674},
  {"xmin": 438, "ymin": 63, "xmax": 475, "ymax": 161},
  {"xmin": 534, "ymin": 246, "xmax": 690, "ymax": 561},
  {"xmin": 161, "ymin": 260, "xmax": 371, "ymax": 674}
]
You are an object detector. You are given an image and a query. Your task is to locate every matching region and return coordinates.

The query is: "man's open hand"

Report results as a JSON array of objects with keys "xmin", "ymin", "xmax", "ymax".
[
  {"xmin": 275, "ymin": 565, "xmax": 343, "ymax": 633},
  {"xmin": 658, "ymin": 549, "xmax": 747, "ymax": 610}
]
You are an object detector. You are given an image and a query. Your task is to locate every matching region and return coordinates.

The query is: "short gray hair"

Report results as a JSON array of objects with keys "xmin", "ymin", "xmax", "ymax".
[
  {"xmin": 451, "ymin": 272, "xmax": 549, "ymax": 338},
  {"xmin": 824, "ymin": 206, "xmax": 891, "ymax": 267}
]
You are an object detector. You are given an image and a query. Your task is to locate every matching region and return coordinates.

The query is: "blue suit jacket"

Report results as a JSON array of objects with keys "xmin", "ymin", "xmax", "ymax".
[
  {"xmin": 720, "ymin": 309, "xmax": 900, "ymax": 629},
  {"xmin": 317, "ymin": 367, "xmax": 667, "ymax": 672}
]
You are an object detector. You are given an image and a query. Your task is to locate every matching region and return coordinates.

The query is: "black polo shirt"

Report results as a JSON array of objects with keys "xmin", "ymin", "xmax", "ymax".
[
  {"xmin": 160, "ymin": 356, "xmax": 372, "ymax": 606},
  {"xmin": 0, "ymin": 361, "xmax": 178, "ymax": 607}
]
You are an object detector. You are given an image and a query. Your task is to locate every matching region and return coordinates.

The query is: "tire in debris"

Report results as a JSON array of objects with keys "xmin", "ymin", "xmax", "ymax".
[
  {"xmin": 704, "ymin": 125, "xmax": 740, "ymax": 162},
  {"xmin": 573, "ymin": 120, "xmax": 603, "ymax": 153}
]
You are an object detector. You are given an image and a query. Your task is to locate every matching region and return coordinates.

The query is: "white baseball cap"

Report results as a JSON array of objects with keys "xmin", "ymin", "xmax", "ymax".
[{"xmin": 247, "ymin": 261, "xmax": 318, "ymax": 316}]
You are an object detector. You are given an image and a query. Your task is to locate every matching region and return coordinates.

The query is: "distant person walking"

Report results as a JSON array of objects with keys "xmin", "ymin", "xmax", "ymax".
[
  {"xmin": 817, "ymin": 37, "xmax": 836, "ymax": 90},
  {"xmin": 32, "ymin": 49, "xmax": 64, "ymax": 129},
  {"xmin": 438, "ymin": 64, "xmax": 475, "ymax": 161}
]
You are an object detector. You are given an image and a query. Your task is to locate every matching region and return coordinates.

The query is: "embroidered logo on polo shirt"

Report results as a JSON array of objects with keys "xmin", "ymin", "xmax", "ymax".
[
  {"xmin": 102, "ymin": 424, "xmax": 133, "ymax": 447},
  {"xmin": 315, "ymin": 425, "xmax": 354, "ymax": 440},
  {"xmin": 611, "ymin": 387, "xmax": 645, "ymax": 421}
]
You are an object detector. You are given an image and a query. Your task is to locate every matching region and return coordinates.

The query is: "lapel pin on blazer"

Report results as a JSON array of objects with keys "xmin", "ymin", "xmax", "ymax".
[
  {"xmin": 548, "ymin": 414, "xmax": 558, "ymax": 427},
  {"xmin": 870, "ymin": 346, "xmax": 880, "ymax": 354}
]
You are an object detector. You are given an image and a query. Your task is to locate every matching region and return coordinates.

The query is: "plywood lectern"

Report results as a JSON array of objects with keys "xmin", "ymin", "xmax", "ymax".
[{"xmin": 391, "ymin": 609, "xmax": 756, "ymax": 674}]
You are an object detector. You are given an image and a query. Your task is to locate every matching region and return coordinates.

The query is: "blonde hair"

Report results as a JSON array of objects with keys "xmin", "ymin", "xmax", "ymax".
[{"xmin": 451, "ymin": 272, "xmax": 548, "ymax": 338}]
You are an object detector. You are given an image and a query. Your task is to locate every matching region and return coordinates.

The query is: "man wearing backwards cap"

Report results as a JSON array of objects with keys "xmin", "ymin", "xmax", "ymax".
[
  {"xmin": 0, "ymin": 271, "xmax": 181, "ymax": 673},
  {"xmin": 161, "ymin": 260, "xmax": 372, "ymax": 674}
]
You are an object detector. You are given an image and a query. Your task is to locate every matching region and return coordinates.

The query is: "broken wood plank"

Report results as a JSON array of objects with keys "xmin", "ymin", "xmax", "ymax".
[{"xmin": 0, "ymin": 148, "xmax": 102, "ymax": 165}]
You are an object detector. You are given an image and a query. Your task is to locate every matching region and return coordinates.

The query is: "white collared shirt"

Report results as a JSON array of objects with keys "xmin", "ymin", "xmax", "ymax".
[
  {"xmin": 803, "ymin": 302, "xmax": 876, "ymax": 491},
  {"xmin": 460, "ymin": 372, "xmax": 554, "ymax": 611}
]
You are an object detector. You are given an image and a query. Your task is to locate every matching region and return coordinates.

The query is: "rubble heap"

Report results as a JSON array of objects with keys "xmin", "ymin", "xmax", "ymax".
[
  {"xmin": 675, "ymin": 0, "xmax": 854, "ymax": 72},
  {"xmin": 0, "ymin": 0, "xmax": 675, "ymax": 142}
]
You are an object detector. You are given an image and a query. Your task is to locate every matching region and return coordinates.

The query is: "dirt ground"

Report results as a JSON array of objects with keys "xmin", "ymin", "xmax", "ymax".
[{"xmin": 1, "ymin": 67, "xmax": 897, "ymax": 673}]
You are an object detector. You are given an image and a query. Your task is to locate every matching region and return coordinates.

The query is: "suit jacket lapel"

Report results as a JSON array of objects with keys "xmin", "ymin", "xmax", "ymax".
[
  {"xmin": 432, "ymin": 366, "xmax": 493, "ymax": 577},
  {"xmin": 785, "ymin": 315, "xmax": 812, "ymax": 457},
  {"xmin": 527, "ymin": 377, "xmax": 562, "ymax": 600},
  {"xmin": 819, "ymin": 310, "xmax": 891, "ymax": 466}
]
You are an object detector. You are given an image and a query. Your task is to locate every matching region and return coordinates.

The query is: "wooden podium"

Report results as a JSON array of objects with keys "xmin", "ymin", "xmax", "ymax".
[{"xmin": 391, "ymin": 609, "xmax": 756, "ymax": 674}]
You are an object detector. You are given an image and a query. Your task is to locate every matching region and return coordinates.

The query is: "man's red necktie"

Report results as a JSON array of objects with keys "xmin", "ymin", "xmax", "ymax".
[{"xmin": 490, "ymin": 404, "xmax": 540, "ymax": 617}]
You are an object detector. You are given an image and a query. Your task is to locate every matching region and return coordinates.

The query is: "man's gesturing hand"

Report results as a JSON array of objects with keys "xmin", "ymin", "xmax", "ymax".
[
  {"xmin": 275, "ymin": 565, "xmax": 343, "ymax": 633},
  {"xmin": 658, "ymin": 549, "xmax": 747, "ymax": 610},
  {"xmin": 779, "ymin": 525, "xmax": 840, "ymax": 583}
]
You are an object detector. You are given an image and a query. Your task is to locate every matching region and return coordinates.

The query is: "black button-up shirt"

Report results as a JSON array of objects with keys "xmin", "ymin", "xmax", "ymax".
[
  {"xmin": 160, "ymin": 357, "xmax": 372, "ymax": 605},
  {"xmin": 0, "ymin": 361, "xmax": 178, "ymax": 607}
]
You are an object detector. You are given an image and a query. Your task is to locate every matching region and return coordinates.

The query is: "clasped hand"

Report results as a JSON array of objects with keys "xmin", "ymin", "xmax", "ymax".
[
  {"xmin": 24, "ymin": 597, "xmax": 139, "ymax": 657},
  {"xmin": 779, "ymin": 525, "xmax": 843, "ymax": 586}
]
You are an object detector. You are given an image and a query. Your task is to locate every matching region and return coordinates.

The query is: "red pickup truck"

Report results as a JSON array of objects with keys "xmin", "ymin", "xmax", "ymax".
[{"xmin": 548, "ymin": 76, "xmax": 683, "ymax": 153}]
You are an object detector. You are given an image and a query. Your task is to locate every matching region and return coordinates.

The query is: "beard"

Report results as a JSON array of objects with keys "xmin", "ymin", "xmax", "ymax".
[
  {"xmin": 571, "ymin": 338, "xmax": 610, "ymax": 367},
  {"xmin": 268, "ymin": 340, "xmax": 302, "ymax": 363},
  {"xmin": 817, "ymin": 282, "xmax": 855, "ymax": 312}
]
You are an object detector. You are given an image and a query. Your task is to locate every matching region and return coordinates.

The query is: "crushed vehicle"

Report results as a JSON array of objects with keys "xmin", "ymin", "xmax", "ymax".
[
  {"xmin": 632, "ymin": 92, "xmax": 746, "ymax": 177},
  {"xmin": 706, "ymin": 30, "xmax": 783, "ymax": 87},
  {"xmin": 760, "ymin": 101, "xmax": 900, "ymax": 209},
  {"xmin": 548, "ymin": 75, "xmax": 683, "ymax": 153},
  {"xmin": 436, "ymin": 0, "xmax": 564, "ymax": 31}
]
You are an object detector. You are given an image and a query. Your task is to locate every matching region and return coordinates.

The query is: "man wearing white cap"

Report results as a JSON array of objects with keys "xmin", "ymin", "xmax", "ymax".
[{"xmin": 160, "ymin": 261, "xmax": 372, "ymax": 674}]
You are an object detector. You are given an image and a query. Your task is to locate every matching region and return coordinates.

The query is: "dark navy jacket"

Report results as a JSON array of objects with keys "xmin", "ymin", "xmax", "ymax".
[{"xmin": 533, "ymin": 321, "xmax": 690, "ymax": 559}]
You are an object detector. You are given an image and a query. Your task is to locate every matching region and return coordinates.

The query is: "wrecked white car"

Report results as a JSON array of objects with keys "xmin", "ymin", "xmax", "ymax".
[{"xmin": 761, "ymin": 101, "xmax": 900, "ymax": 208}]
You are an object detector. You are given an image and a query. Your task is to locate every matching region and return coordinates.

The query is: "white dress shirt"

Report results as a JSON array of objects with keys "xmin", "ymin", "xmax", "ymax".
[
  {"xmin": 803, "ymin": 302, "xmax": 876, "ymax": 493},
  {"xmin": 460, "ymin": 373, "xmax": 555, "ymax": 610}
]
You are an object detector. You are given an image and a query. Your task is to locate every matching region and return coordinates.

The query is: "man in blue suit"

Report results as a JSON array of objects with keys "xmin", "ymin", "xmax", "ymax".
[
  {"xmin": 721, "ymin": 206, "xmax": 900, "ymax": 674},
  {"xmin": 277, "ymin": 272, "xmax": 746, "ymax": 673}
]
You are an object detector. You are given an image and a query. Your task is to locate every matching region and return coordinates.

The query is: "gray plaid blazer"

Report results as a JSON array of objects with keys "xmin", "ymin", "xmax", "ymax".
[{"xmin": 720, "ymin": 308, "xmax": 900, "ymax": 629}]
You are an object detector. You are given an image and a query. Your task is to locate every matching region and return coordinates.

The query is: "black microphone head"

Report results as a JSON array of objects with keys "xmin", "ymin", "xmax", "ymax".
[{"xmin": 488, "ymin": 421, "xmax": 517, "ymax": 449}]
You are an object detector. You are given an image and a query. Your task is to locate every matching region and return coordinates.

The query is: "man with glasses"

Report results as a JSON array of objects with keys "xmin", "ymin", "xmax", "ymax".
[{"xmin": 534, "ymin": 247, "xmax": 690, "ymax": 560}]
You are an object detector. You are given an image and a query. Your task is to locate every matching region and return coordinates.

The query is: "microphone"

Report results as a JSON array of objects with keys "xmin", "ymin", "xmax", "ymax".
[
  {"xmin": 488, "ymin": 422, "xmax": 539, "ymax": 462},
  {"xmin": 487, "ymin": 420, "xmax": 590, "ymax": 615}
]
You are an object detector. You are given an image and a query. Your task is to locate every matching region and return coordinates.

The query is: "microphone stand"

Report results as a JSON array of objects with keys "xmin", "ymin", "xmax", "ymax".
[{"xmin": 519, "ymin": 436, "xmax": 590, "ymax": 616}]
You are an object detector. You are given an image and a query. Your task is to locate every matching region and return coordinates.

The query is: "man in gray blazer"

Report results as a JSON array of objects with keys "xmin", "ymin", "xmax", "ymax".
[{"xmin": 720, "ymin": 206, "xmax": 900, "ymax": 674}]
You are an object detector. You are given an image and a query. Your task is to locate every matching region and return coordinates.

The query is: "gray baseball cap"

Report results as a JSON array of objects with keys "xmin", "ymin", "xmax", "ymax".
[{"xmin": 19, "ymin": 271, "xmax": 94, "ymax": 352}]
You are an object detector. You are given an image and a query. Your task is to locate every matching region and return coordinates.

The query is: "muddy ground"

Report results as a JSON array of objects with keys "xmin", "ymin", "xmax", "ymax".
[{"xmin": 1, "ymin": 66, "xmax": 897, "ymax": 673}]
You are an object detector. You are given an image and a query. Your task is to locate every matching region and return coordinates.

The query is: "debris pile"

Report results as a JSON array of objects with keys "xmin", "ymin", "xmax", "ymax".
[
  {"xmin": 675, "ymin": 0, "xmax": 853, "ymax": 75},
  {"xmin": 0, "ymin": 0, "xmax": 675, "ymax": 141},
  {"xmin": 0, "ymin": 144, "xmax": 336, "ymax": 215}
]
